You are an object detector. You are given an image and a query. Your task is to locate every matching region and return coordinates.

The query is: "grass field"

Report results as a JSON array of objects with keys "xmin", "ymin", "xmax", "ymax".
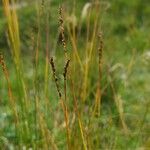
[{"xmin": 0, "ymin": 0, "xmax": 150, "ymax": 149}]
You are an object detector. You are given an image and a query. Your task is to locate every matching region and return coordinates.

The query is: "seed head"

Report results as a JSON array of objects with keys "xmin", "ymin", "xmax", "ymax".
[
  {"xmin": 49, "ymin": 57, "xmax": 62, "ymax": 98},
  {"xmin": 63, "ymin": 59, "xmax": 70, "ymax": 80}
]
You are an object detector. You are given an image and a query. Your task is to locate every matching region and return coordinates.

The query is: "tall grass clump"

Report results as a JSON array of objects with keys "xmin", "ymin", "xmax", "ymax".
[
  {"xmin": 1, "ymin": 0, "xmax": 149, "ymax": 149},
  {"xmin": 1, "ymin": 1, "xmax": 124, "ymax": 149}
]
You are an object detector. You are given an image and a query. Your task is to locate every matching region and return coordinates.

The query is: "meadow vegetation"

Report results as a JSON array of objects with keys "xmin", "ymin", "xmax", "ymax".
[{"xmin": 0, "ymin": 0, "xmax": 150, "ymax": 149}]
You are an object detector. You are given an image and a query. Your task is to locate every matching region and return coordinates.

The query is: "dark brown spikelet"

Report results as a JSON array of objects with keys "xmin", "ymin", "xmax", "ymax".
[
  {"xmin": 59, "ymin": 6, "xmax": 63, "ymax": 25},
  {"xmin": 49, "ymin": 57, "xmax": 62, "ymax": 98},
  {"xmin": 41, "ymin": 0, "xmax": 45, "ymax": 6},
  {"xmin": 63, "ymin": 59, "xmax": 70, "ymax": 80},
  {"xmin": 97, "ymin": 32, "xmax": 104, "ymax": 83},
  {"xmin": 59, "ymin": 6, "xmax": 68, "ymax": 59},
  {"xmin": 0, "ymin": 52, "xmax": 7, "ymax": 75},
  {"xmin": 98, "ymin": 32, "xmax": 103, "ymax": 65}
]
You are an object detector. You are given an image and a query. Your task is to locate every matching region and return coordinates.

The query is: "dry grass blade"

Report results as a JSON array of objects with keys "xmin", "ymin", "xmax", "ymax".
[
  {"xmin": 2, "ymin": 0, "xmax": 20, "ymax": 65},
  {"xmin": 70, "ymin": 79, "xmax": 88, "ymax": 150}
]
